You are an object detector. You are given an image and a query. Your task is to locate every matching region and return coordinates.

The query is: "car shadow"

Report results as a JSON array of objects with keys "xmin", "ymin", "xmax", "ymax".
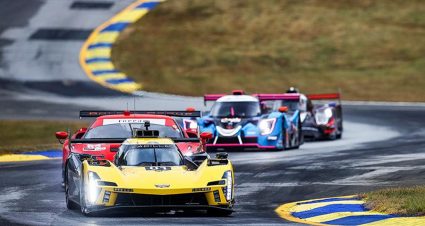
[{"xmin": 68, "ymin": 208, "xmax": 233, "ymax": 218}]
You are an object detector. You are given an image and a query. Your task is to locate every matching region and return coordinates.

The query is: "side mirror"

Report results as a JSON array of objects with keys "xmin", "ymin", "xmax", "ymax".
[
  {"xmin": 55, "ymin": 131, "xmax": 68, "ymax": 144},
  {"xmin": 278, "ymin": 106, "xmax": 288, "ymax": 113},
  {"xmin": 216, "ymin": 152, "xmax": 228, "ymax": 159}
]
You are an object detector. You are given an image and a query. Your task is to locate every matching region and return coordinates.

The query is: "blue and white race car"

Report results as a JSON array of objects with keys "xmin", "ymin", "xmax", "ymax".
[{"xmin": 198, "ymin": 90, "xmax": 303, "ymax": 151}]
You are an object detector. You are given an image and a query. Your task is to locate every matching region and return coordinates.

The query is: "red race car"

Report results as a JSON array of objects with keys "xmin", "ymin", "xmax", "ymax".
[{"xmin": 55, "ymin": 110, "xmax": 211, "ymax": 186}]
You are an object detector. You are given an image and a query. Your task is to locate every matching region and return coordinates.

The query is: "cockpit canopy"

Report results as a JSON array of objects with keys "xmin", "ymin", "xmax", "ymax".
[
  {"xmin": 115, "ymin": 144, "xmax": 184, "ymax": 167},
  {"xmin": 210, "ymin": 101, "xmax": 261, "ymax": 118}
]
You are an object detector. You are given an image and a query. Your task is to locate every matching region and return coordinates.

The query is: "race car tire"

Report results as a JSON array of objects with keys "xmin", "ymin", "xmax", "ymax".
[
  {"xmin": 328, "ymin": 133, "xmax": 337, "ymax": 140},
  {"xmin": 66, "ymin": 187, "xmax": 78, "ymax": 210},
  {"xmin": 61, "ymin": 162, "xmax": 66, "ymax": 189},
  {"xmin": 207, "ymin": 208, "xmax": 233, "ymax": 216},
  {"xmin": 299, "ymin": 118, "xmax": 304, "ymax": 145},
  {"xmin": 292, "ymin": 118, "xmax": 302, "ymax": 149},
  {"xmin": 282, "ymin": 129, "xmax": 288, "ymax": 151},
  {"xmin": 65, "ymin": 169, "xmax": 78, "ymax": 210}
]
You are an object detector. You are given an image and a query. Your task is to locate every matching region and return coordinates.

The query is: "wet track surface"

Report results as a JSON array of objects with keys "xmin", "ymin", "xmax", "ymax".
[
  {"xmin": 1, "ymin": 104, "xmax": 425, "ymax": 225},
  {"xmin": 1, "ymin": 0, "xmax": 425, "ymax": 225}
]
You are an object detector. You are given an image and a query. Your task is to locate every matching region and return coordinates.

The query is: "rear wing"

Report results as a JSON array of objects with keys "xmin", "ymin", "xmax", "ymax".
[
  {"xmin": 306, "ymin": 93, "xmax": 340, "ymax": 100},
  {"xmin": 203, "ymin": 94, "xmax": 227, "ymax": 105},
  {"xmin": 307, "ymin": 93, "xmax": 341, "ymax": 105},
  {"xmin": 70, "ymin": 138, "xmax": 126, "ymax": 144},
  {"xmin": 253, "ymin": 93, "xmax": 300, "ymax": 102},
  {"xmin": 79, "ymin": 110, "xmax": 201, "ymax": 118},
  {"xmin": 70, "ymin": 138, "xmax": 200, "ymax": 144}
]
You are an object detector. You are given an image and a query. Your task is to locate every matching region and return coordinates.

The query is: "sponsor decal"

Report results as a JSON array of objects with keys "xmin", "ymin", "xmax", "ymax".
[
  {"xmin": 113, "ymin": 188, "xmax": 133, "ymax": 192},
  {"xmin": 145, "ymin": 166, "xmax": 172, "ymax": 171},
  {"xmin": 103, "ymin": 118, "xmax": 166, "ymax": 125},
  {"xmin": 192, "ymin": 187, "xmax": 211, "ymax": 192},
  {"xmin": 83, "ymin": 144, "xmax": 106, "ymax": 151},
  {"xmin": 220, "ymin": 118, "xmax": 241, "ymax": 123}
]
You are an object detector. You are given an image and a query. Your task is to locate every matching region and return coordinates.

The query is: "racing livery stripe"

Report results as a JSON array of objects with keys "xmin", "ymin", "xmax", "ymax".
[
  {"xmin": 275, "ymin": 195, "xmax": 425, "ymax": 225},
  {"xmin": 80, "ymin": 0, "xmax": 164, "ymax": 93}
]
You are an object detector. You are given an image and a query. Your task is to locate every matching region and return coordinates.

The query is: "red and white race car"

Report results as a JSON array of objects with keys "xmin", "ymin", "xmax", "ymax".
[{"xmin": 55, "ymin": 110, "xmax": 211, "ymax": 186}]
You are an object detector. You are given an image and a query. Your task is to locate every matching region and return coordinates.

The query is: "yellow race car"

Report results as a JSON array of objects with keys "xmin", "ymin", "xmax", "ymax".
[{"xmin": 65, "ymin": 127, "xmax": 234, "ymax": 216}]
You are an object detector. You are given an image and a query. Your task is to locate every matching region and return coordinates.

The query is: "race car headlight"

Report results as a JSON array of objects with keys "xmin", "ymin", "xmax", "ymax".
[
  {"xmin": 87, "ymin": 171, "xmax": 101, "ymax": 204},
  {"xmin": 324, "ymin": 108, "xmax": 333, "ymax": 118},
  {"xmin": 259, "ymin": 118, "xmax": 276, "ymax": 135},
  {"xmin": 222, "ymin": 170, "xmax": 233, "ymax": 201},
  {"xmin": 315, "ymin": 108, "xmax": 333, "ymax": 125}
]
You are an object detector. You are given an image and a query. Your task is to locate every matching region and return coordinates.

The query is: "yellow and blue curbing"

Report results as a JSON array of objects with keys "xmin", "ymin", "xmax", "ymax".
[
  {"xmin": 275, "ymin": 195, "xmax": 425, "ymax": 225},
  {"xmin": 80, "ymin": 0, "xmax": 164, "ymax": 93},
  {"xmin": 0, "ymin": 150, "xmax": 62, "ymax": 162}
]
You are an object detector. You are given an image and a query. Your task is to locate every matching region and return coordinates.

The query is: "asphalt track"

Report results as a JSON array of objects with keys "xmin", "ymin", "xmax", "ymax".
[
  {"xmin": 1, "ymin": 0, "xmax": 425, "ymax": 225},
  {"xmin": 1, "ymin": 104, "xmax": 425, "ymax": 225}
]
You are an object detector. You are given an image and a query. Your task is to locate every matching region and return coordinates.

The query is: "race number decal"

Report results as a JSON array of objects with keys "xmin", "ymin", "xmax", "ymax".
[
  {"xmin": 145, "ymin": 166, "xmax": 171, "ymax": 171},
  {"xmin": 103, "ymin": 118, "xmax": 166, "ymax": 125}
]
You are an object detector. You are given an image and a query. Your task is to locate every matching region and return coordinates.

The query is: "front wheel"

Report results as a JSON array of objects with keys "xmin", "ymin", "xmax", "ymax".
[
  {"xmin": 292, "ymin": 119, "xmax": 303, "ymax": 149},
  {"xmin": 65, "ymin": 179, "xmax": 78, "ymax": 210}
]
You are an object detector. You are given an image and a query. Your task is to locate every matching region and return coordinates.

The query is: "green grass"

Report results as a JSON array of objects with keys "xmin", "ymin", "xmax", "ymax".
[
  {"xmin": 0, "ymin": 120, "xmax": 88, "ymax": 154},
  {"xmin": 363, "ymin": 186, "xmax": 425, "ymax": 216},
  {"xmin": 112, "ymin": 0, "xmax": 425, "ymax": 101}
]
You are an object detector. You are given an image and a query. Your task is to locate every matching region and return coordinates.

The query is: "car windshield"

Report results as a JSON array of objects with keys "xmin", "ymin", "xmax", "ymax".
[
  {"xmin": 210, "ymin": 101, "xmax": 260, "ymax": 118},
  {"xmin": 279, "ymin": 100, "xmax": 300, "ymax": 113},
  {"xmin": 84, "ymin": 123, "xmax": 183, "ymax": 139},
  {"xmin": 117, "ymin": 145, "xmax": 183, "ymax": 166}
]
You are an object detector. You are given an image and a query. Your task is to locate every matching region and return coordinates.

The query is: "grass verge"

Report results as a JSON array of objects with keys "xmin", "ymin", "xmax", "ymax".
[
  {"xmin": 0, "ymin": 120, "xmax": 88, "ymax": 155},
  {"xmin": 112, "ymin": 0, "xmax": 425, "ymax": 101},
  {"xmin": 363, "ymin": 185, "xmax": 425, "ymax": 216}
]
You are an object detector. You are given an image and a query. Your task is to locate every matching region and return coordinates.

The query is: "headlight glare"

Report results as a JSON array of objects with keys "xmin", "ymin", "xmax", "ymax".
[
  {"xmin": 259, "ymin": 118, "xmax": 276, "ymax": 135},
  {"xmin": 324, "ymin": 108, "xmax": 333, "ymax": 118},
  {"xmin": 87, "ymin": 171, "xmax": 100, "ymax": 204},
  {"xmin": 315, "ymin": 108, "xmax": 333, "ymax": 125},
  {"xmin": 222, "ymin": 170, "xmax": 233, "ymax": 201}
]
